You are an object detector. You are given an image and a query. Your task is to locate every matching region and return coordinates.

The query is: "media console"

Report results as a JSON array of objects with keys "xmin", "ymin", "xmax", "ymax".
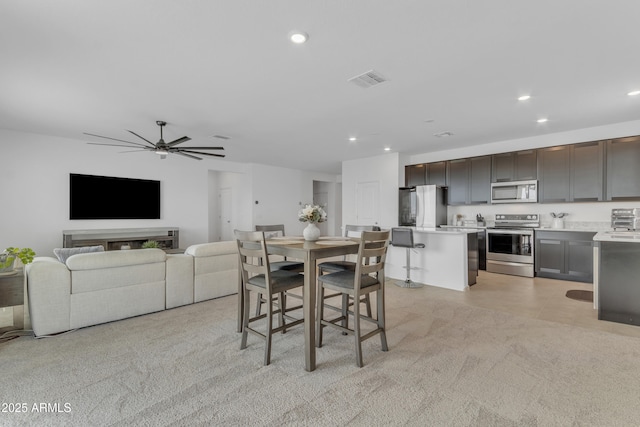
[{"xmin": 62, "ymin": 227, "xmax": 179, "ymax": 251}]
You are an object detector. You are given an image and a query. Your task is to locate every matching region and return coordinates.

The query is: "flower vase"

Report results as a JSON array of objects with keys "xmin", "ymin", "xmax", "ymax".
[
  {"xmin": 0, "ymin": 254, "xmax": 16, "ymax": 274},
  {"xmin": 303, "ymin": 222, "xmax": 321, "ymax": 241}
]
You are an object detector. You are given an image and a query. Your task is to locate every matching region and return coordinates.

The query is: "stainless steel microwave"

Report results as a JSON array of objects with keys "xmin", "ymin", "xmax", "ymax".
[{"xmin": 491, "ymin": 180, "xmax": 538, "ymax": 204}]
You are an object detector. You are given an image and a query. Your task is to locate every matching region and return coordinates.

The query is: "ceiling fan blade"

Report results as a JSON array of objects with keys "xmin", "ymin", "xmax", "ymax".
[
  {"xmin": 177, "ymin": 146, "xmax": 224, "ymax": 150},
  {"xmin": 166, "ymin": 136, "xmax": 191, "ymax": 147},
  {"xmin": 87, "ymin": 142, "xmax": 152, "ymax": 149},
  {"xmin": 178, "ymin": 149, "xmax": 225, "ymax": 158},
  {"xmin": 174, "ymin": 151, "xmax": 203, "ymax": 160},
  {"xmin": 84, "ymin": 133, "xmax": 149, "ymax": 148},
  {"xmin": 126, "ymin": 130, "xmax": 156, "ymax": 147}
]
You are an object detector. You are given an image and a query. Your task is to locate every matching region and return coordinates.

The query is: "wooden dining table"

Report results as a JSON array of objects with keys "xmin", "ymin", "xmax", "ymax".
[{"xmin": 236, "ymin": 236, "xmax": 360, "ymax": 372}]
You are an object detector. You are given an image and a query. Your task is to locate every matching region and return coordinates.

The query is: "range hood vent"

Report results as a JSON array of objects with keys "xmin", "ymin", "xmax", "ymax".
[{"xmin": 348, "ymin": 69, "xmax": 388, "ymax": 88}]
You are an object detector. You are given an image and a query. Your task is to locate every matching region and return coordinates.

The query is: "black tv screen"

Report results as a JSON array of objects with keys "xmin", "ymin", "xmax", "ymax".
[{"xmin": 70, "ymin": 173, "xmax": 161, "ymax": 220}]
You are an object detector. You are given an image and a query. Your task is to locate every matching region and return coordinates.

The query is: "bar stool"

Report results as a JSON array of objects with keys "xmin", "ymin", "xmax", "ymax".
[{"xmin": 391, "ymin": 227, "xmax": 425, "ymax": 288}]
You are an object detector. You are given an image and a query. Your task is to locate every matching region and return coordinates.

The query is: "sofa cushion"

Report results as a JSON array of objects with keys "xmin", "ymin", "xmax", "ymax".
[
  {"xmin": 53, "ymin": 245, "xmax": 104, "ymax": 263},
  {"xmin": 65, "ymin": 248, "xmax": 166, "ymax": 270},
  {"xmin": 185, "ymin": 241, "xmax": 237, "ymax": 257}
]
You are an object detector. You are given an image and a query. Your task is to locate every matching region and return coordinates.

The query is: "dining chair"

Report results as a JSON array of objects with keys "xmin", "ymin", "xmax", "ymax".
[
  {"xmin": 316, "ymin": 230, "xmax": 390, "ymax": 367},
  {"xmin": 318, "ymin": 225, "xmax": 380, "ymax": 317},
  {"xmin": 254, "ymin": 224, "xmax": 304, "ymax": 317},
  {"xmin": 235, "ymin": 230, "xmax": 305, "ymax": 365},
  {"xmin": 254, "ymin": 225, "xmax": 305, "ymax": 272}
]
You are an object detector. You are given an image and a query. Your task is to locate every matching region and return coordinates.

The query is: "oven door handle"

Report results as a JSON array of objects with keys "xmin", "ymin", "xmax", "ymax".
[{"xmin": 487, "ymin": 229, "xmax": 534, "ymax": 236}]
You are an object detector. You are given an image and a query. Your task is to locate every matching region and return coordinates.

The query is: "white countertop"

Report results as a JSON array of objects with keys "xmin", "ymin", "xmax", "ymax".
[
  {"xmin": 594, "ymin": 231, "xmax": 640, "ymax": 243},
  {"xmin": 536, "ymin": 227, "xmax": 604, "ymax": 233}
]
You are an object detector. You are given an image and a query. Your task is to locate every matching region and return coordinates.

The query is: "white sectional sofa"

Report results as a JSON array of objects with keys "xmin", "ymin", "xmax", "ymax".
[{"xmin": 26, "ymin": 242, "xmax": 238, "ymax": 337}]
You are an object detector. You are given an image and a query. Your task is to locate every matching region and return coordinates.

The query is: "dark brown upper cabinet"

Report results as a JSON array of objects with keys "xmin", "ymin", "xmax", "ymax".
[
  {"xmin": 606, "ymin": 136, "xmax": 640, "ymax": 201},
  {"xmin": 491, "ymin": 150, "xmax": 537, "ymax": 182},
  {"xmin": 426, "ymin": 161, "xmax": 447, "ymax": 186},
  {"xmin": 405, "ymin": 164, "xmax": 426, "ymax": 187},
  {"xmin": 446, "ymin": 156, "xmax": 491, "ymax": 205}
]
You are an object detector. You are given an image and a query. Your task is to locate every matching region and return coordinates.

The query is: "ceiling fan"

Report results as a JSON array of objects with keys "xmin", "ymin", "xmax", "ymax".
[{"xmin": 84, "ymin": 120, "xmax": 225, "ymax": 160}]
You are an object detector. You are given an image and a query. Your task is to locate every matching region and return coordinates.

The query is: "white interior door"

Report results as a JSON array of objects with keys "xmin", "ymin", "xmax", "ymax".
[
  {"xmin": 356, "ymin": 181, "xmax": 380, "ymax": 226},
  {"xmin": 219, "ymin": 187, "xmax": 233, "ymax": 241}
]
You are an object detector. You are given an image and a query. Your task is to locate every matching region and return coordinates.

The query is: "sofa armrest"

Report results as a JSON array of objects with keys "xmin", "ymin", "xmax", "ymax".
[
  {"xmin": 166, "ymin": 254, "xmax": 194, "ymax": 309},
  {"xmin": 26, "ymin": 257, "xmax": 71, "ymax": 337}
]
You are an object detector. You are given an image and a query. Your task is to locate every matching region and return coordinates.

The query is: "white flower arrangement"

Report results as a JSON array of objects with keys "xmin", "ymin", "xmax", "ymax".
[{"xmin": 298, "ymin": 204, "xmax": 327, "ymax": 223}]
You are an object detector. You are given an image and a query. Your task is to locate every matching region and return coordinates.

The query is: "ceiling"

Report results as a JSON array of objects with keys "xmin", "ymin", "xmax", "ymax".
[{"xmin": 2, "ymin": 1, "xmax": 640, "ymax": 173}]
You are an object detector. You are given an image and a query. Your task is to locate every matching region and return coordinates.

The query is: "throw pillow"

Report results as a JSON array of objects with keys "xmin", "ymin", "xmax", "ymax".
[{"xmin": 53, "ymin": 245, "xmax": 105, "ymax": 263}]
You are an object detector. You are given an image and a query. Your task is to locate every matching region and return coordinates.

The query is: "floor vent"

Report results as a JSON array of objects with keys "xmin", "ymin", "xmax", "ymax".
[{"xmin": 348, "ymin": 69, "xmax": 388, "ymax": 88}]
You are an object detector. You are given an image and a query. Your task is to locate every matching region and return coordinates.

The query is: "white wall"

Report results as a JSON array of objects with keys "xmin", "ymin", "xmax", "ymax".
[
  {"xmin": 250, "ymin": 164, "xmax": 341, "ymax": 236},
  {"xmin": 0, "ymin": 129, "xmax": 338, "ymax": 256}
]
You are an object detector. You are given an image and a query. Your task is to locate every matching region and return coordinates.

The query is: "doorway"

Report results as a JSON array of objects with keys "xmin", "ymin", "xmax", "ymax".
[{"xmin": 356, "ymin": 181, "xmax": 380, "ymax": 227}]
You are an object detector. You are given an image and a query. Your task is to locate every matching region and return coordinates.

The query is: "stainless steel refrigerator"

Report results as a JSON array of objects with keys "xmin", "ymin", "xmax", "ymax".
[{"xmin": 398, "ymin": 185, "xmax": 447, "ymax": 227}]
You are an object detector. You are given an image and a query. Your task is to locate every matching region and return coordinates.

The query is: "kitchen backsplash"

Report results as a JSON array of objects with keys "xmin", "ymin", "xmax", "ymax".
[{"xmin": 447, "ymin": 201, "xmax": 640, "ymax": 228}]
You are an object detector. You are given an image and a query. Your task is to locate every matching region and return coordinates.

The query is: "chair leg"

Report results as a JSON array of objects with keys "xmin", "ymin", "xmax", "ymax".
[
  {"xmin": 264, "ymin": 294, "xmax": 273, "ymax": 366},
  {"xmin": 354, "ymin": 293, "xmax": 364, "ymax": 368},
  {"xmin": 279, "ymin": 292, "xmax": 286, "ymax": 334},
  {"xmin": 364, "ymin": 294, "xmax": 372, "ymax": 317},
  {"xmin": 341, "ymin": 294, "xmax": 349, "ymax": 333},
  {"xmin": 240, "ymin": 288, "xmax": 251, "ymax": 350},
  {"xmin": 316, "ymin": 285, "xmax": 325, "ymax": 348},
  {"xmin": 255, "ymin": 292, "xmax": 263, "ymax": 316},
  {"xmin": 377, "ymin": 288, "xmax": 388, "ymax": 352}
]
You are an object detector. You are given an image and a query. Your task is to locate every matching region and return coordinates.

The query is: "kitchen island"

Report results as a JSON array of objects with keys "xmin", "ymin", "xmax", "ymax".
[
  {"xmin": 386, "ymin": 228, "xmax": 478, "ymax": 291},
  {"xmin": 593, "ymin": 231, "xmax": 640, "ymax": 326}
]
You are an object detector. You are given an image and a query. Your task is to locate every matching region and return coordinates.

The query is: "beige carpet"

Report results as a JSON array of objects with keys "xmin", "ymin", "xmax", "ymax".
[{"xmin": 2, "ymin": 284, "xmax": 640, "ymax": 426}]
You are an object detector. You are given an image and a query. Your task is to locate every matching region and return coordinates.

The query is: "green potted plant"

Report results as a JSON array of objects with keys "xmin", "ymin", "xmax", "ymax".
[
  {"xmin": 141, "ymin": 240, "xmax": 161, "ymax": 249},
  {"xmin": 0, "ymin": 247, "xmax": 36, "ymax": 273}
]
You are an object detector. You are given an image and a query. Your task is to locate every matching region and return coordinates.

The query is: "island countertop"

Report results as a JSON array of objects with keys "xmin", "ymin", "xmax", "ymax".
[{"xmin": 593, "ymin": 230, "xmax": 640, "ymax": 243}]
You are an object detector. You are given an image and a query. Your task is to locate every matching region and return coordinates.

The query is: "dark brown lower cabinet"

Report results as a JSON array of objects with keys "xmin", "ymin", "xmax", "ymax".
[{"xmin": 535, "ymin": 231, "xmax": 596, "ymax": 283}]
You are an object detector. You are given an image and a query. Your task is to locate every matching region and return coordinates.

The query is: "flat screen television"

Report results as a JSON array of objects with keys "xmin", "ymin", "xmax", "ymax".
[{"xmin": 70, "ymin": 173, "xmax": 161, "ymax": 220}]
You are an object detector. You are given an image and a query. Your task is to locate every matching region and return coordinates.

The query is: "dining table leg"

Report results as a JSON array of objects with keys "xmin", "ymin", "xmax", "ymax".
[{"xmin": 304, "ymin": 252, "xmax": 316, "ymax": 371}]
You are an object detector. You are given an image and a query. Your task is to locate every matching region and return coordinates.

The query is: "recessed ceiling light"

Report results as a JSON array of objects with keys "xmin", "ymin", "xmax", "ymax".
[
  {"xmin": 384, "ymin": 147, "xmax": 391, "ymax": 151},
  {"xmin": 537, "ymin": 118, "xmax": 548, "ymax": 123},
  {"xmin": 628, "ymin": 90, "xmax": 640, "ymax": 96},
  {"xmin": 518, "ymin": 95, "xmax": 531, "ymax": 101},
  {"xmin": 348, "ymin": 137, "xmax": 357, "ymax": 142},
  {"xmin": 289, "ymin": 31, "xmax": 308, "ymax": 44}
]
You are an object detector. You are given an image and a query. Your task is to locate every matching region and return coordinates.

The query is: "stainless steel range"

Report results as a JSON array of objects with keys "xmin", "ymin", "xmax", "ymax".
[{"xmin": 486, "ymin": 214, "xmax": 540, "ymax": 277}]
